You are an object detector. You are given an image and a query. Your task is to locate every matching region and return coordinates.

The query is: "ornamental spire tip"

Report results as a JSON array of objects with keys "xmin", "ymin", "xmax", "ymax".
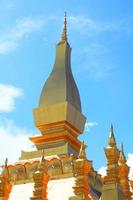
[
  {"xmin": 108, "ymin": 124, "xmax": 116, "ymax": 147},
  {"xmin": 61, "ymin": 12, "xmax": 67, "ymax": 42}
]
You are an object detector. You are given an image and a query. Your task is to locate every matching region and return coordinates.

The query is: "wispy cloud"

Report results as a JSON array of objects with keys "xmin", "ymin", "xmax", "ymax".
[
  {"xmin": 69, "ymin": 15, "xmax": 133, "ymax": 36},
  {"xmin": 85, "ymin": 121, "xmax": 98, "ymax": 132},
  {"xmin": 0, "ymin": 117, "xmax": 34, "ymax": 164},
  {"xmin": 69, "ymin": 15, "xmax": 106, "ymax": 35},
  {"xmin": 5, "ymin": 2, "xmax": 15, "ymax": 10},
  {"xmin": 0, "ymin": 1, "xmax": 15, "ymax": 11},
  {"xmin": 0, "ymin": 84, "xmax": 23, "ymax": 112},
  {"xmin": 76, "ymin": 42, "xmax": 115, "ymax": 80},
  {"xmin": 0, "ymin": 18, "xmax": 44, "ymax": 54}
]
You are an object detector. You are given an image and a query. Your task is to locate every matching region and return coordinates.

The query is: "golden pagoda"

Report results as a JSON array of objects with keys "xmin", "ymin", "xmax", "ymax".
[
  {"xmin": 0, "ymin": 13, "xmax": 132, "ymax": 200},
  {"xmin": 101, "ymin": 125, "xmax": 132, "ymax": 200},
  {"xmin": 20, "ymin": 12, "xmax": 86, "ymax": 160}
]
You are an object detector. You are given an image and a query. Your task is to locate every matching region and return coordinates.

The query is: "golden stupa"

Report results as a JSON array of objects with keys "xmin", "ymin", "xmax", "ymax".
[{"xmin": 0, "ymin": 13, "xmax": 132, "ymax": 200}]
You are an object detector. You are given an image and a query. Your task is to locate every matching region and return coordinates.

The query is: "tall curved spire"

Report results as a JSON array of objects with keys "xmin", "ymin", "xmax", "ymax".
[
  {"xmin": 61, "ymin": 12, "xmax": 67, "ymax": 42},
  {"xmin": 39, "ymin": 13, "xmax": 82, "ymax": 112}
]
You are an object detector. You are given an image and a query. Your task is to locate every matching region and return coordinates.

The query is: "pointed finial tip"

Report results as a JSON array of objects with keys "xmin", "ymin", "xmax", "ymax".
[
  {"xmin": 64, "ymin": 11, "xmax": 67, "ymax": 22},
  {"xmin": 78, "ymin": 141, "xmax": 87, "ymax": 159},
  {"xmin": 120, "ymin": 143, "xmax": 124, "ymax": 152},
  {"xmin": 110, "ymin": 123, "xmax": 113, "ymax": 130},
  {"xmin": 119, "ymin": 143, "xmax": 126, "ymax": 163},
  {"xmin": 108, "ymin": 123, "xmax": 116, "ymax": 146},
  {"xmin": 61, "ymin": 12, "xmax": 68, "ymax": 42},
  {"xmin": 5, "ymin": 158, "xmax": 8, "ymax": 167},
  {"xmin": 109, "ymin": 123, "xmax": 113, "ymax": 137}
]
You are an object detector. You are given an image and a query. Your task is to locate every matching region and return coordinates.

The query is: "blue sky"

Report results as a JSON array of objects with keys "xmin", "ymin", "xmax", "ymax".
[{"xmin": 0, "ymin": 0, "xmax": 133, "ymax": 175}]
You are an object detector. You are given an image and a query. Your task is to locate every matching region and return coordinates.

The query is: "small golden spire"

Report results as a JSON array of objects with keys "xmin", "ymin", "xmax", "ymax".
[
  {"xmin": 61, "ymin": 12, "xmax": 67, "ymax": 42},
  {"xmin": 1, "ymin": 158, "xmax": 9, "ymax": 179},
  {"xmin": 78, "ymin": 141, "xmax": 87, "ymax": 159},
  {"xmin": 38, "ymin": 149, "xmax": 46, "ymax": 171},
  {"xmin": 5, "ymin": 157, "xmax": 8, "ymax": 167},
  {"xmin": 108, "ymin": 124, "xmax": 116, "ymax": 147},
  {"xmin": 119, "ymin": 144, "xmax": 126, "ymax": 164}
]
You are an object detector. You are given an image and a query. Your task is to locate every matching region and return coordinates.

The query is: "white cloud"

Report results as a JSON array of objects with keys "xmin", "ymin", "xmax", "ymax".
[
  {"xmin": 98, "ymin": 153, "xmax": 133, "ymax": 179},
  {"xmin": 0, "ymin": 117, "xmax": 34, "ymax": 165},
  {"xmin": 69, "ymin": 16, "xmax": 105, "ymax": 35},
  {"xmin": 0, "ymin": 17, "xmax": 44, "ymax": 54},
  {"xmin": 0, "ymin": 84, "xmax": 23, "ymax": 112},
  {"xmin": 127, "ymin": 153, "xmax": 133, "ymax": 179},
  {"xmin": 68, "ymin": 15, "xmax": 129, "ymax": 80},
  {"xmin": 86, "ymin": 61, "xmax": 114, "ymax": 80},
  {"xmin": 5, "ymin": 2, "xmax": 15, "ymax": 10},
  {"xmin": 69, "ymin": 15, "xmax": 133, "ymax": 36},
  {"xmin": 76, "ymin": 42, "xmax": 115, "ymax": 80},
  {"xmin": 85, "ymin": 121, "xmax": 98, "ymax": 132},
  {"xmin": 0, "ymin": 2, "xmax": 15, "ymax": 11},
  {"xmin": 98, "ymin": 166, "xmax": 106, "ymax": 177}
]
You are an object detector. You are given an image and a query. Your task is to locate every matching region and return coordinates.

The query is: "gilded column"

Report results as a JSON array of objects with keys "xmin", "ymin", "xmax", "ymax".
[
  {"xmin": 0, "ymin": 158, "xmax": 12, "ymax": 200},
  {"xmin": 69, "ymin": 142, "xmax": 92, "ymax": 200},
  {"xmin": 104, "ymin": 125, "xmax": 120, "ymax": 183},
  {"xmin": 101, "ymin": 125, "xmax": 125, "ymax": 200},
  {"xmin": 118, "ymin": 144, "xmax": 131, "ymax": 200},
  {"xmin": 30, "ymin": 153, "xmax": 49, "ymax": 200}
]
